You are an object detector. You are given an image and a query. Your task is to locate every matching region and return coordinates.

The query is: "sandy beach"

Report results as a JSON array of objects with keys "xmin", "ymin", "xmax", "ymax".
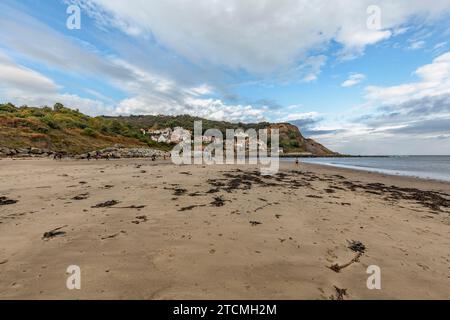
[{"xmin": 0, "ymin": 158, "xmax": 449, "ymax": 300}]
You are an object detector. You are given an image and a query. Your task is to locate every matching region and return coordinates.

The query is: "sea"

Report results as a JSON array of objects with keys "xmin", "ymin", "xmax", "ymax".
[{"xmin": 284, "ymin": 156, "xmax": 450, "ymax": 182}]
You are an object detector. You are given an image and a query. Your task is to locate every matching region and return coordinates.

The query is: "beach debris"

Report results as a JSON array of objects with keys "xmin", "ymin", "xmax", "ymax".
[
  {"xmin": 210, "ymin": 196, "xmax": 226, "ymax": 207},
  {"xmin": 179, "ymin": 205, "xmax": 206, "ymax": 212},
  {"xmin": 136, "ymin": 215, "xmax": 148, "ymax": 222},
  {"xmin": 103, "ymin": 185, "xmax": 114, "ymax": 189},
  {"xmin": 0, "ymin": 259, "xmax": 8, "ymax": 265},
  {"xmin": 0, "ymin": 197, "xmax": 18, "ymax": 206},
  {"xmin": 72, "ymin": 193, "xmax": 89, "ymax": 200},
  {"xmin": 332, "ymin": 286, "xmax": 348, "ymax": 300},
  {"xmin": 207, "ymin": 170, "xmax": 271, "ymax": 193},
  {"xmin": 329, "ymin": 252, "xmax": 363, "ymax": 273},
  {"xmin": 91, "ymin": 200, "xmax": 120, "ymax": 208},
  {"xmin": 165, "ymin": 187, "xmax": 187, "ymax": 196},
  {"xmin": 365, "ymin": 190, "xmax": 383, "ymax": 195},
  {"xmin": 131, "ymin": 215, "xmax": 148, "ymax": 224},
  {"xmin": 188, "ymin": 192, "xmax": 203, "ymax": 197},
  {"xmin": 112, "ymin": 205, "xmax": 146, "ymax": 209},
  {"xmin": 250, "ymin": 221, "xmax": 262, "ymax": 226},
  {"xmin": 340, "ymin": 181, "xmax": 450, "ymax": 212},
  {"xmin": 328, "ymin": 240, "xmax": 366, "ymax": 272},
  {"xmin": 101, "ymin": 231, "xmax": 126, "ymax": 240},
  {"xmin": 42, "ymin": 225, "xmax": 68, "ymax": 240},
  {"xmin": 174, "ymin": 188, "xmax": 187, "ymax": 196},
  {"xmin": 306, "ymin": 195, "xmax": 323, "ymax": 199},
  {"xmin": 254, "ymin": 202, "xmax": 273, "ymax": 212},
  {"xmin": 101, "ymin": 233, "xmax": 119, "ymax": 240},
  {"xmin": 347, "ymin": 240, "xmax": 366, "ymax": 254}
]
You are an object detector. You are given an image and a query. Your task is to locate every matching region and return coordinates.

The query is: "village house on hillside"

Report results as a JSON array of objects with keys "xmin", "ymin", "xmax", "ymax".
[
  {"xmin": 170, "ymin": 127, "xmax": 192, "ymax": 144},
  {"xmin": 143, "ymin": 127, "xmax": 192, "ymax": 144},
  {"xmin": 141, "ymin": 126, "xmax": 281, "ymax": 154}
]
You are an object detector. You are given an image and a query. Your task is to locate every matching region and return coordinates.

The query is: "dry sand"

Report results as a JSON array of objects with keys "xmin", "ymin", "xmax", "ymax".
[{"xmin": 0, "ymin": 158, "xmax": 449, "ymax": 300}]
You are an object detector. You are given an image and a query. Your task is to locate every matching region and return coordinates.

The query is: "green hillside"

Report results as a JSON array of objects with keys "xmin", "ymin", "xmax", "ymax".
[{"xmin": 0, "ymin": 103, "xmax": 171, "ymax": 154}]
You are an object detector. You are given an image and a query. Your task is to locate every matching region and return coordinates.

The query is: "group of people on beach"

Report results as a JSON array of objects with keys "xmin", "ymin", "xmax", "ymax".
[
  {"xmin": 53, "ymin": 151, "xmax": 291, "ymax": 164},
  {"xmin": 54, "ymin": 152, "xmax": 162, "ymax": 161},
  {"xmin": 86, "ymin": 152, "xmax": 111, "ymax": 161},
  {"xmin": 53, "ymin": 153, "xmax": 63, "ymax": 160}
]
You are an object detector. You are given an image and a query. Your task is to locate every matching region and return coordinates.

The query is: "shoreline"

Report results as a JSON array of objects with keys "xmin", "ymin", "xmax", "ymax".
[
  {"xmin": 291, "ymin": 161, "xmax": 450, "ymax": 191},
  {"xmin": 281, "ymin": 156, "xmax": 450, "ymax": 184},
  {"xmin": 292, "ymin": 160, "xmax": 450, "ymax": 184},
  {"xmin": 3, "ymin": 156, "xmax": 450, "ymax": 185}
]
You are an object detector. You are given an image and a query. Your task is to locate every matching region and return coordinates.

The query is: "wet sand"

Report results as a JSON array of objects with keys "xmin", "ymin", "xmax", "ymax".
[{"xmin": 0, "ymin": 158, "xmax": 449, "ymax": 300}]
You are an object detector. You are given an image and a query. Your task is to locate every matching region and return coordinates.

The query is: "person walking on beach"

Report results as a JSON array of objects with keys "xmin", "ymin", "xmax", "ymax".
[{"xmin": 295, "ymin": 158, "xmax": 299, "ymax": 167}]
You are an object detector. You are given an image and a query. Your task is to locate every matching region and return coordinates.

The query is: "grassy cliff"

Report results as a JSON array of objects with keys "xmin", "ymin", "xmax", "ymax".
[{"xmin": 0, "ymin": 103, "xmax": 171, "ymax": 154}]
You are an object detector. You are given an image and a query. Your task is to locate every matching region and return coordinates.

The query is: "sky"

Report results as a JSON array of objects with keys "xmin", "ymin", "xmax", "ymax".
[{"xmin": 1, "ymin": 0, "xmax": 450, "ymax": 155}]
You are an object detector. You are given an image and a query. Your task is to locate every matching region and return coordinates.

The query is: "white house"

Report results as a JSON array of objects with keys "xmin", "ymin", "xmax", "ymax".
[
  {"xmin": 158, "ymin": 135, "xmax": 170, "ymax": 143},
  {"xmin": 171, "ymin": 127, "xmax": 192, "ymax": 144}
]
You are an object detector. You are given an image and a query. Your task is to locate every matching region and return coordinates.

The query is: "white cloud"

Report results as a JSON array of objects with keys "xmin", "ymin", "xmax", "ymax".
[
  {"xmin": 341, "ymin": 73, "xmax": 366, "ymax": 87},
  {"xmin": 107, "ymin": 59, "xmax": 269, "ymax": 121},
  {"xmin": 0, "ymin": 5, "xmax": 138, "ymax": 83},
  {"xmin": 0, "ymin": 50, "xmax": 269, "ymax": 122},
  {"xmin": 1, "ymin": 88, "xmax": 114, "ymax": 116},
  {"xmin": 282, "ymin": 112, "xmax": 320, "ymax": 122},
  {"xmin": 366, "ymin": 52, "xmax": 450, "ymax": 104},
  {"xmin": 314, "ymin": 54, "xmax": 450, "ymax": 154},
  {"xmin": 433, "ymin": 41, "xmax": 447, "ymax": 50},
  {"xmin": 116, "ymin": 96, "xmax": 267, "ymax": 122},
  {"xmin": 0, "ymin": 53, "xmax": 59, "ymax": 94},
  {"xmin": 0, "ymin": 5, "xmax": 269, "ymax": 122},
  {"xmin": 408, "ymin": 40, "xmax": 426, "ymax": 50},
  {"xmin": 0, "ymin": 52, "xmax": 113, "ymax": 115},
  {"xmin": 78, "ymin": 0, "xmax": 450, "ymax": 72}
]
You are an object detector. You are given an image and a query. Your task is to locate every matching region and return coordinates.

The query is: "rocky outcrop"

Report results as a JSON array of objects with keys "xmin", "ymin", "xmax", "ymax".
[
  {"xmin": 268, "ymin": 123, "xmax": 336, "ymax": 156},
  {"xmin": 0, "ymin": 145, "xmax": 169, "ymax": 160},
  {"xmin": 76, "ymin": 146, "xmax": 170, "ymax": 160},
  {"xmin": 0, "ymin": 147, "xmax": 53, "ymax": 158}
]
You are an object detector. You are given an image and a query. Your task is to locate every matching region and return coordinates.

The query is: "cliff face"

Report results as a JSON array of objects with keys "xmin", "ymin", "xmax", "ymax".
[{"xmin": 269, "ymin": 123, "xmax": 335, "ymax": 156}]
